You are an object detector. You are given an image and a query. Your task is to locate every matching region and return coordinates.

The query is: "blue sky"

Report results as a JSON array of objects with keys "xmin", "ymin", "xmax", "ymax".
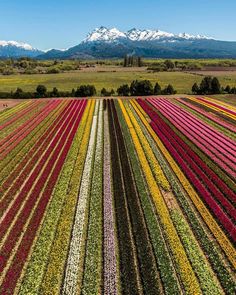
[{"xmin": 0, "ymin": 0, "xmax": 235, "ymax": 50}]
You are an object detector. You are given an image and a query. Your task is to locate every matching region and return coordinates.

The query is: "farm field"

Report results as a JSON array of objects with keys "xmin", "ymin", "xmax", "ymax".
[
  {"xmin": 0, "ymin": 96, "xmax": 235, "ymax": 294},
  {"xmin": 1, "ymin": 69, "xmax": 236, "ymax": 94}
]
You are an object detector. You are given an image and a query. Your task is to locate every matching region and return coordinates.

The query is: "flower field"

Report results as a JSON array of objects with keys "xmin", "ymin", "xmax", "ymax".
[{"xmin": 0, "ymin": 97, "xmax": 235, "ymax": 294}]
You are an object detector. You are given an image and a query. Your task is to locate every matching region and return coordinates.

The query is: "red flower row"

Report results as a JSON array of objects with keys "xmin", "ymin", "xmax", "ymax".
[
  {"xmin": 138, "ymin": 99, "xmax": 236, "ymax": 242},
  {"xmin": 0, "ymin": 101, "xmax": 60, "ymax": 159},
  {"xmin": 0, "ymin": 100, "xmax": 41, "ymax": 131},
  {"xmin": 0, "ymin": 100, "xmax": 87, "ymax": 293},
  {"xmin": 149, "ymin": 99, "xmax": 236, "ymax": 179},
  {"xmin": 197, "ymin": 97, "xmax": 236, "ymax": 117},
  {"xmin": 0, "ymin": 100, "xmax": 75, "ymax": 213},
  {"xmin": 176, "ymin": 98, "xmax": 236, "ymax": 133},
  {"xmin": 156, "ymin": 98, "xmax": 236, "ymax": 154}
]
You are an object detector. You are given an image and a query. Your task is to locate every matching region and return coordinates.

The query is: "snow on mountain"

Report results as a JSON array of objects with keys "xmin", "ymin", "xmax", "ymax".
[
  {"xmin": 126, "ymin": 28, "xmax": 175, "ymax": 41},
  {"xmin": 83, "ymin": 26, "xmax": 126, "ymax": 42},
  {"xmin": 0, "ymin": 40, "xmax": 36, "ymax": 50},
  {"xmin": 83, "ymin": 26, "xmax": 211, "ymax": 43},
  {"xmin": 0, "ymin": 40, "xmax": 43, "ymax": 58}
]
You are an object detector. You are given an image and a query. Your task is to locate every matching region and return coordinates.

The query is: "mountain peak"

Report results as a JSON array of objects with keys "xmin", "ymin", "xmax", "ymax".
[
  {"xmin": 83, "ymin": 26, "xmax": 126, "ymax": 43},
  {"xmin": 83, "ymin": 26, "xmax": 212, "ymax": 43},
  {"xmin": 0, "ymin": 40, "xmax": 35, "ymax": 50}
]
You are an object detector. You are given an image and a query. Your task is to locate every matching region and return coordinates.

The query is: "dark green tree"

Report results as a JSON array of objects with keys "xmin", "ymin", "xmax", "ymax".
[
  {"xmin": 13, "ymin": 87, "xmax": 24, "ymax": 98},
  {"xmin": 162, "ymin": 84, "xmax": 176, "ymax": 95},
  {"xmin": 154, "ymin": 82, "xmax": 162, "ymax": 95},
  {"xmin": 117, "ymin": 84, "xmax": 130, "ymax": 96},
  {"xmin": 75, "ymin": 85, "xmax": 96, "ymax": 97},
  {"xmin": 51, "ymin": 87, "xmax": 59, "ymax": 97},
  {"xmin": 192, "ymin": 83, "xmax": 199, "ymax": 94},
  {"xmin": 211, "ymin": 77, "xmax": 221, "ymax": 94},
  {"xmin": 124, "ymin": 55, "xmax": 128, "ymax": 67},
  {"xmin": 164, "ymin": 59, "xmax": 175, "ymax": 70},
  {"xmin": 130, "ymin": 80, "xmax": 154, "ymax": 96},
  {"xmin": 36, "ymin": 85, "xmax": 47, "ymax": 97},
  {"xmin": 199, "ymin": 76, "xmax": 212, "ymax": 94},
  {"xmin": 225, "ymin": 85, "xmax": 231, "ymax": 93}
]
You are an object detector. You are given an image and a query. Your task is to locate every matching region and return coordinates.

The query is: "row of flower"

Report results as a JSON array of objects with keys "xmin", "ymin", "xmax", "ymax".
[
  {"xmin": 0, "ymin": 100, "xmax": 60, "ymax": 160},
  {"xmin": 176, "ymin": 98, "xmax": 236, "ymax": 133},
  {"xmin": 135, "ymin": 98, "xmax": 236, "ymax": 269},
  {"xmin": 0, "ymin": 100, "xmax": 87, "ymax": 293},
  {"xmin": 0, "ymin": 100, "xmax": 68, "ymax": 187},
  {"xmin": 149, "ymin": 99, "xmax": 236, "ymax": 176},
  {"xmin": 197, "ymin": 97, "xmax": 236, "ymax": 117},
  {"xmin": 156, "ymin": 98, "xmax": 236, "ymax": 155},
  {"xmin": 129, "ymin": 99, "xmax": 235, "ymax": 292},
  {"xmin": 0, "ymin": 97, "xmax": 235, "ymax": 294},
  {"xmin": 0, "ymin": 100, "xmax": 31, "ymax": 123},
  {"xmin": 0, "ymin": 100, "xmax": 42, "ymax": 133}
]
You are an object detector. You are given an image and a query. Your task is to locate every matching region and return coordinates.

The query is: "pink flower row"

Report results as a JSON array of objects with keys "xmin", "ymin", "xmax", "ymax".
[
  {"xmin": 0, "ymin": 100, "xmax": 75, "ymax": 213},
  {"xmin": 137, "ymin": 100, "xmax": 236, "ymax": 242},
  {"xmin": 176, "ymin": 98, "xmax": 236, "ymax": 133},
  {"xmin": 197, "ymin": 97, "xmax": 236, "ymax": 117},
  {"xmin": 152, "ymin": 98, "xmax": 236, "ymax": 157},
  {"xmin": 148, "ymin": 106, "xmax": 236, "ymax": 220},
  {"xmin": 0, "ymin": 100, "xmax": 41, "ymax": 131},
  {"xmin": 0, "ymin": 101, "xmax": 60, "ymax": 160},
  {"xmin": 149, "ymin": 99, "xmax": 236, "ymax": 179},
  {"xmin": 0, "ymin": 100, "xmax": 54, "ymax": 147},
  {"xmin": 0, "ymin": 100, "xmax": 86, "ymax": 293}
]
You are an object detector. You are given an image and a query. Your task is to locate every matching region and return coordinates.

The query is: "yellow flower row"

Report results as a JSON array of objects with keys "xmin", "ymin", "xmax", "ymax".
[
  {"xmin": 40, "ymin": 100, "xmax": 95, "ymax": 294},
  {"xmin": 119, "ymin": 99, "xmax": 202, "ymax": 295},
  {"xmin": 201, "ymin": 96, "xmax": 236, "ymax": 112},
  {"xmin": 0, "ymin": 100, "xmax": 32, "ymax": 122},
  {"xmin": 131, "ymin": 99, "xmax": 236, "ymax": 269},
  {"xmin": 124, "ymin": 100, "xmax": 170, "ymax": 191},
  {"xmin": 187, "ymin": 96, "xmax": 236, "ymax": 121}
]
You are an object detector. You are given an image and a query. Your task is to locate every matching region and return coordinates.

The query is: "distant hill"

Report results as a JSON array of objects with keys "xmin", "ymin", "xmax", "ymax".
[
  {"xmin": 0, "ymin": 41, "xmax": 43, "ymax": 58},
  {"xmin": 2, "ymin": 27, "xmax": 236, "ymax": 59}
]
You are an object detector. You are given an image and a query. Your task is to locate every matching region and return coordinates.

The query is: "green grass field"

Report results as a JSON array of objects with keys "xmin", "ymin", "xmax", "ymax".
[{"xmin": 1, "ymin": 69, "xmax": 236, "ymax": 94}]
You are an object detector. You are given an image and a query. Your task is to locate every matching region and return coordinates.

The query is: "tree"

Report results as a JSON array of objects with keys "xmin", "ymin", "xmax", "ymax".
[
  {"xmin": 110, "ymin": 89, "xmax": 115, "ymax": 96},
  {"xmin": 75, "ymin": 85, "xmax": 96, "ymax": 97},
  {"xmin": 224, "ymin": 85, "xmax": 231, "ymax": 93},
  {"xmin": 101, "ymin": 88, "xmax": 109, "ymax": 96},
  {"xmin": 154, "ymin": 82, "xmax": 162, "ymax": 95},
  {"xmin": 199, "ymin": 76, "xmax": 212, "ymax": 94},
  {"xmin": 137, "ymin": 56, "xmax": 143, "ymax": 67},
  {"xmin": 130, "ymin": 80, "xmax": 154, "ymax": 96},
  {"xmin": 164, "ymin": 59, "xmax": 175, "ymax": 70},
  {"xmin": 230, "ymin": 87, "xmax": 236, "ymax": 94},
  {"xmin": 117, "ymin": 84, "xmax": 130, "ymax": 96},
  {"xmin": 124, "ymin": 55, "xmax": 128, "ymax": 67},
  {"xmin": 162, "ymin": 84, "xmax": 176, "ymax": 95},
  {"xmin": 101, "ymin": 88, "xmax": 115, "ymax": 96},
  {"xmin": 192, "ymin": 83, "xmax": 199, "ymax": 94},
  {"xmin": 211, "ymin": 77, "xmax": 221, "ymax": 94},
  {"xmin": 36, "ymin": 85, "xmax": 47, "ymax": 97},
  {"xmin": 13, "ymin": 87, "xmax": 24, "ymax": 98},
  {"xmin": 51, "ymin": 87, "xmax": 59, "ymax": 97}
]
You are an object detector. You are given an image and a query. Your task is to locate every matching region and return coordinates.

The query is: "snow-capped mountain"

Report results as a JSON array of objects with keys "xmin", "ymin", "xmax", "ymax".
[
  {"xmin": 82, "ymin": 26, "xmax": 211, "ymax": 43},
  {"xmin": 2, "ymin": 26, "xmax": 236, "ymax": 59},
  {"xmin": 83, "ymin": 26, "xmax": 126, "ymax": 42},
  {"xmin": 0, "ymin": 40, "xmax": 43, "ymax": 58}
]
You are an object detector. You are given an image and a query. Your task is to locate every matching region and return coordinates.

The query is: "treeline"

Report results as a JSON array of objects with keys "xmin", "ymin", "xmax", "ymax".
[
  {"xmin": 0, "ymin": 84, "xmax": 97, "ymax": 99},
  {"xmin": 116, "ymin": 80, "xmax": 176, "ymax": 96},
  {"xmin": 123, "ymin": 56, "xmax": 143, "ymax": 67},
  {"xmin": 147, "ymin": 59, "xmax": 203, "ymax": 72},
  {"xmin": 192, "ymin": 76, "xmax": 236, "ymax": 95},
  {"xmin": 0, "ymin": 80, "xmax": 177, "ymax": 98}
]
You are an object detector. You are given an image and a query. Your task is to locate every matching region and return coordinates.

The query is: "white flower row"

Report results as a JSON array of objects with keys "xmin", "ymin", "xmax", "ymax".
[
  {"xmin": 62, "ymin": 101, "xmax": 100, "ymax": 295},
  {"xmin": 103, "ymin": 107, "xmax": 118, "ymax": 295}
]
